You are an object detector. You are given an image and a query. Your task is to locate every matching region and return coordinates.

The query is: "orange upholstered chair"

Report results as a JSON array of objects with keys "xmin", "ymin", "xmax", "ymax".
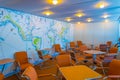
[
  {"xmin": 70, "ymin": 42, "xmax": 76, "ymax": 48},
  {"xmin": 103, "ymin": 47, "xmax": 118, "ymax": 60},
  {"xmin": 69, "ymin": 42, "xmax": 80, "ymax": 52},
  {"xmin": 79, "ymin": 45, "xmax": 92, "ymax": 58},
  {"xmin": 109, "ymin": 47, "xmax": 118, "ymax": 53},
  {"xmin": 106, "ymin": 41, "xmax": 112, "ymax": 47},
  {"xmin": 37, "ymin": 50, "xmax": 53, "ymax": 69},
  {"xmin": 22, "ymin": 66, "xmax": 57, "ymax": 80},
  {"xmin": 102, "ymin": 59, "xmax": 120, "ymax": 80},
  {"xmin": 53, "ymin": 44, "xmax": 66, "ymax": 55},
  {"xmin": 56, "ymin": 55, "xmax": 75, "ymax": 67},
  {"xmin": 56, "ymin": 55, "xmax": 75, "ymax": 80},
  {"xmin": 101, "ymin": 47, "xmax": 118, "ymax": 63},
  {"xmin": 14, "ymin": 51, "xmax": 33, "ymax": 71},
  {"xmin": 37, "ymin": 50, "xmax": 52, "ymax": 60},
  {"xmin": 0, "ymin": 73, "xmax": 4, "ymax": 80},
  {"xmin": 69, "ymin": 52, "xmax": 86, "ymax": 64},
  {"xmin": 79, "ymin": 45, "xmax": 88, "ymax": 52},
  {"xmin": 77, "ymin": 41, "xmax": 83, "ymax": 47},
  {"xmin": 99, "ymin": 44, "xmax": 107, "ymax": 52}
]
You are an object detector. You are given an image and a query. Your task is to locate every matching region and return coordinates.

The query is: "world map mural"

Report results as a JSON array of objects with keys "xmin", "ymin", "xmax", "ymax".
[
  {"xmin": 0, "ymin": 8, "xmax": 74, "ymax": 75},
  {"xmin": 0, "ymin": 8, "xmax": 74, "ymax": 59}
]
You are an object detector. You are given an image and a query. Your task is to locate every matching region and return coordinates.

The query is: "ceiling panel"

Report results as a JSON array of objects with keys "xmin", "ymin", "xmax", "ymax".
[{"xmin": 0, "ymin": 0, "xmax": 120, "ymax": 23}]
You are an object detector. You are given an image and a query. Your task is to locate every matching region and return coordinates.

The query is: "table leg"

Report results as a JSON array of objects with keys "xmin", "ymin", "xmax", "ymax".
[
  {"xmin": 93, "ymin": 54, "xmax": 96, "ymax": 61},
  {"xmin": 92, "ymin": 54, "xmax": 97, "ymax": 70}
]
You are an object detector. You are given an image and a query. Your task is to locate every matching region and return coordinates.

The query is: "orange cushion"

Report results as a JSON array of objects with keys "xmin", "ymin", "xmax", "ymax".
[
  {"xmin": 56, "ymin": 55, "xmax": 72, "ymax": 67},
  {"xmin": 20, "ymin": 63, "xmax": 33, "ymax": 70},
  {"xmin": 0, "ymin": 73, "xmax": 4, "ymax": 80},
  {"xmin": 59, "ymin": 51, "xmax": 67, "ymax": 55},
  {"xmin": 22, "ymin": 66, "xmax": 38, "ymax": 80},
  {"xmin": 109, "ymin": 47, "xmax": 118, "ymax": 53},
  {"xmin": 108, "ymin": 59, "xmax": 120, "ymax": 75}
]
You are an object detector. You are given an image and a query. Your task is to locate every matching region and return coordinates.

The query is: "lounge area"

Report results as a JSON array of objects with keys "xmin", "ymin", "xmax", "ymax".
[{"xmin": 0, "ymin": 0, "xmax": 120, "ymax": 80}]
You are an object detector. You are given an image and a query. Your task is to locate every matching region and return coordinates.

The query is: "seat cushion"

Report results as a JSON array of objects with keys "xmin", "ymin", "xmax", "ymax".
[
  {"xmin": 59, "ymin": 51, "xmax": 67, "ymax": 55},
  {"xmin": 0, "ymin": 73, "xmax": 4, "ymax": 80},
  {"xmin": 43, "ymin": 54, "xmax": 52, "ymax": 60},
  {"xmin": 20, "ymin": 63, "xmax": 33, "ymax": 71}
]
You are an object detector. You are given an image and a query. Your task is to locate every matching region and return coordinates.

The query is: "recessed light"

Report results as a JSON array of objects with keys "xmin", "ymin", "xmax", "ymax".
[
  {"xmin": 74, "ymin": 13, "xmax": 85, "ymax": 17},
  {"xmin": 42, "ymin": 10, "xmax": 54, "ymax": 16},
  {"xmin": 65, "ymin": 17, "xmax": 72, "ymax": 22},
  {"xmin": 105, "ymin": 19, "xmax": 109, "ymax": 23},
  {"xmin": 102, "ymin": 14, "xmax": 109, "ymax": 18},
  {"xmin": 100, "ymin": 4, "xmax": 105, "ymax": 8},
  {"xmin": 46, "ymin": 0, "xmax": 63, "ymax": 5},
  {"xmin": 46, "ymin": 12, "xmax": 50, "ymax": 16},
  {"xmin": 77, "ymin": 22, "xmax": 81, "ymax": 24},
  {"xmin": 52, "ymin": 0, "xmax": 58, "ymax": 5},
  {"xmin": 94, "ymin": 1, "xmax": 109, "ymax": 9},
  {"xmin": 87, "ymin": 18, "xmax": 92, "ymax": 22}
]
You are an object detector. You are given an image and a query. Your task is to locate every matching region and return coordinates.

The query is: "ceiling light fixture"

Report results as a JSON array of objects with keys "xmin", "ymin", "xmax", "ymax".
[
  {"xmin": 94, "ymin": 1, "xmax": 109, "ymax": 9},
  {"xmin": 65, "ymin": 17, "xmax": 72, "ymax": 22},
  {"xmin": 46, "ymin": 0, "xmax": 63, "ymax": 5},
  {"xmin": 52, "ymin": 0, "xmax": 58, "ymax": 5},
  {"xmin": 102, "ymin": 14, "xmax": 109, "ymax": 18},
  {"xmin": 100, "ymin": 4, "xmax": 105, "ymax": 8},
  {"xmin": 75, "ymin": 12, "xmax": 85, "ymax": 17},
  {"xmin": 105, "ymin": 19, "xmax": 109, "ymax": 23},
  {"xmin": 42, "ymin": 10, "xmax": 54, "ymax": 16},
  {"xmin": 77, "ymin": 22, "xmax": 81, "ymax": 24},
  {"xmin": 87, "ymin": 18, "xmax": 92, "ymax": 22},
  {"xmin": 46, "ymin": 12, "xmax": 50, "ymax": 16}
]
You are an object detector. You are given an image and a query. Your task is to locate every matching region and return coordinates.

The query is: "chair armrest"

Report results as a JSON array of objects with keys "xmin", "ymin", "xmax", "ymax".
[
  {"xmin": 28, "ymin": 57, "xmax": 32, "ymax": 60},
  {"xmin": 38, "ymin": 73, "xmax": 54, "ymax": 77},
  {"xmin": 96, "ymin": 67, "xmax": 109, "ymax": 70},
  {"xmin": 71, "ymin": 60, "xmax": 76, "ymax": 66},
  {"xmin": 105, "ymin": 53, "xmax": 118, "ymax": 56},
  {"xmin": 103, "ymin": 75, "xmax": 120, "ymax": 79},
  {"xmin": 108, "ymin": 75, "xmax": 120, "ymax": 78}
]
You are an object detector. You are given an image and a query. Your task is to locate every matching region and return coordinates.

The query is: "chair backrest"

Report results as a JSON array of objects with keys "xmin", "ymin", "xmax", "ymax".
[
  {"xmin": 53, "ymin": 44, "xmax": 62, "ymax": 52},
  {"xmin": 37, "ymin": 50, "xmax": 44, "ymax": 59},
  {"xmin": 106, "ymin": 41, "xmax": 112, "ymax": 47},
  {"xmin": 99, "ymin": 44, "xmax": 107, "ymax": 52},
  {"xmin": 14, "ymin": 51, "xmax": 29, "ymax": 65},
  {"xmin": 79, "ymin": 45, "xmax": 88, "ymax": 52},
  {"xmin": 108, "ymin": 59, "xmax": 120, "ymax": 75},
  {"xmin": 109, "ymin": 47, "xmax": 118, "ymax": 53},
  {"xmin": 0, "ymin": 73, "xmax": 4, "ymax": 80},
  {"xmin": 22, "ymin": 66, "xmax": 38, "ymax": 80},
  {"xmin": 77, "ymin": 41, "xmax": 82, "ymax": 47},
  {"xmin": 70, "ymin": 42, "xmax": 76, "ymax": 48},
  {"xmin": 69, "ymin": 52, "xmax": 76, "ymax": 62},
  {"xmin": 56, "ymin": 55, "xmax": 72, "ymax": 67}
]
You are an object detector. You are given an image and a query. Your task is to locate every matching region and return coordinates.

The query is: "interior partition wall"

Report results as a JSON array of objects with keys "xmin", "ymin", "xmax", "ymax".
[{"xmin": 74, "ymin": 21, "xmax": 119, "ymax": 48}]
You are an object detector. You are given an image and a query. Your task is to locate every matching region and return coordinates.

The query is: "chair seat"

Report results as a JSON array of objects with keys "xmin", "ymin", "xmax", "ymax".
[
  {"xmin": 76, "ymin": 57, "xmax": 85, "ymax": 61},
  {"xmin": 20, "ymin": 63, "xmax": 33, "ymax": 70},
  {"xmin": 43, "ymin": 55, "xmax": 52, "ymax": 60},
  {"xmin": 59, "ymin": 51, "xmax": 68, "ymax": 55},
  {"xmin": 0, "ymin": 73, "xmax": 4, "ymax": 80},
  {"xmin": 84, "ymin": 54, "xmax": 92, "ymax": 58}
]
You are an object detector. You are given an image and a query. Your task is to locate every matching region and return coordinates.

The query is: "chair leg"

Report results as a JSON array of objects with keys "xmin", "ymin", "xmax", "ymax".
[
  {"xmin": 100, "ymin": 62, "xmax": 106, "ymax": 76},
  {"xmin": 16, "ymin": 72, "xmax": 22, "ymax": 80}
]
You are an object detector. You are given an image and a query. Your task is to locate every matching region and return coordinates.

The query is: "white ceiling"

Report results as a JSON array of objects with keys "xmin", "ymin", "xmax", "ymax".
[{"xmin": 0, "ymin": 0, "xmax": 120, "ymax": 23}]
